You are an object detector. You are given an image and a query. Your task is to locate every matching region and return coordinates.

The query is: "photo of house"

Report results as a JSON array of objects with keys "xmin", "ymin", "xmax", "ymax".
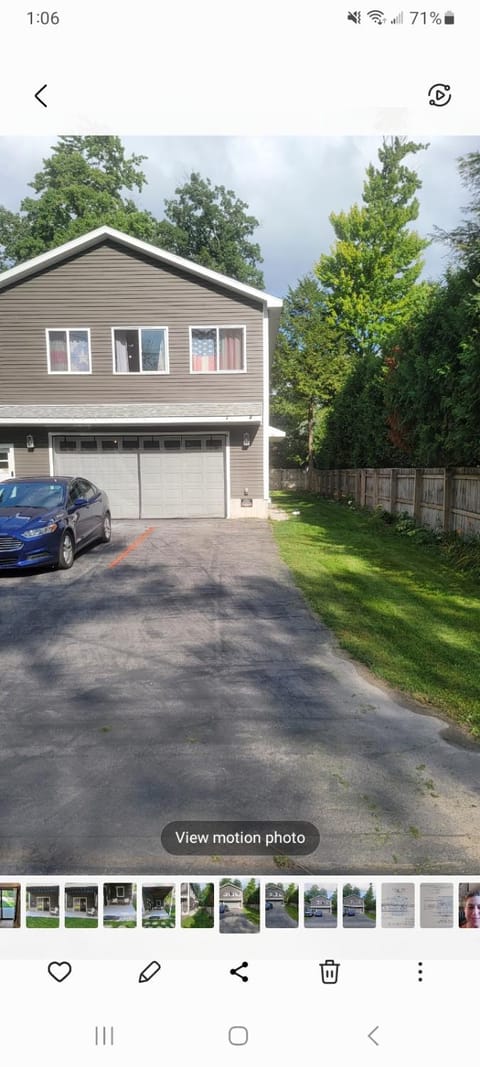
[
  {"xmin": 0, "ymin": 226, "xmax": 281, "ymax": 523},
  {"xmin": 103, "ymin": 882, "xmax": 137, "ymax": 928},
  {"xmin": 265, "ymin": 882, "xmax": 298, "ymax": 928},
  {"xmin": 342, "ymin": 883, "xmax": 376, "ymax": 928},
  {"xmin": 0, "ymin": 884, "xmax": 21, "ymax": 928},
  {"xmin": 220, "ymin": 878, "xmax": 260, "ymax": 933},
  {"xmin": 304, "ymin": 883, "xmax": 337, "ymax": 928},
  {"xmin": 180, "ymin": 883, "xmax": 214, "ymax": 928},
  {"xmin": 142, "ymin": 884, "xmax": 175, "ymax": 928},
  {"xmin": 64, "ymin": 884, "xmax": 98, "ymax": 927},
  {"xmin": 219, "ymin": 882, "xmax": 244, "ymax": 910},
  {"xmin": 26, "ymin": 885, "xmax": 60, "ymax": 927},
  {"xmin": 1, "ymin": 132, "xmax": 479, "ymax": 885}
]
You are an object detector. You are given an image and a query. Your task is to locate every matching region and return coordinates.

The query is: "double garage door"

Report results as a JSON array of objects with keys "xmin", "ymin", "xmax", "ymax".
[{"xmin": 52, "ymin": 434, "xmax": 227, "ymax": 519}]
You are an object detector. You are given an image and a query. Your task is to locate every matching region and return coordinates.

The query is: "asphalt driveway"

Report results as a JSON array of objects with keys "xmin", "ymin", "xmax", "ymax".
[
  {"xmin": 265, "ymin": 904, "xmax": 297, "ymax": 928},
  {"xmin": 1, "ymin": 518, "xmax": 480, "ymax": 874}
]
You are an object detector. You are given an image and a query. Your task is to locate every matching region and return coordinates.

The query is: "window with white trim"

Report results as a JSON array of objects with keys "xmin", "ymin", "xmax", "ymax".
[
  {"xmin": 47, "ymin": 329, "xmax": 91, "ymax": 373},
  {"xmin": 190, "ymin": 326, "xmax": 245, "ymax": 372},
  {"xmin": 113, "ymin": 327, "xmax": 168, "ymax": 373}
]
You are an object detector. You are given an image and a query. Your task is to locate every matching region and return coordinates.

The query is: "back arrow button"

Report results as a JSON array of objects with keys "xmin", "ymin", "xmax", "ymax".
[
  {"xmin": 35, "ymin": 84, "xmax": 47, "ymax": 108},
  {"xmin": 368, "ymin": 1026, "xmax": 380, "ymax": 1046}
]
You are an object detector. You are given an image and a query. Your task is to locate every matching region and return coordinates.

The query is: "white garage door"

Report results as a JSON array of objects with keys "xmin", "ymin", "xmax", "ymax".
[{"xmin": 52, "ymin": 435, "xmax": 227, "ymax": 519}]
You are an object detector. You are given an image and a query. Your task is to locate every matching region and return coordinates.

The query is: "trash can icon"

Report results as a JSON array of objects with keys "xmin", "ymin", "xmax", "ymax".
[{"xmin": 320, "ymin": 959, "xmax": 340, "ymax": 984}]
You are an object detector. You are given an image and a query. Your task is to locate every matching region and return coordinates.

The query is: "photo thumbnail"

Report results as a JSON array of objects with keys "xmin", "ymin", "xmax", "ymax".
[
  {"xmin": 304, "ymin": 883, "xmax": 337, "ymax": 928},
  {"xmin": 459, "ymin": 883, "xmax": 480, "ymax": 929},
  {"xmin": 342, "ymin": 883, "xmax": 376, "ymax": 928}
]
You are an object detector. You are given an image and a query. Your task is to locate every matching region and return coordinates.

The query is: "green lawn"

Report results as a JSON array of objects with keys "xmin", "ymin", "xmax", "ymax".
[
  {"xmin": 271, "ymin": 493, "xmax": 480, "ymax": 734},
  {"xmin": 181, "ymin": 908, "xmax": 214, "ymax": 928},
  {"xmin": 285, "ymin": 903, "xmax": 299, "ymax": 923},
  {"xmin": 65, "ymin": 917, "xmax": 98, "ymax": 928},
  {"xmin": 26, "ymin": 917, "xmax": 59, "ymax": 928},
  {"xmin": 142, "ymin": 917, "xmax": 175, "ymax": 928}
]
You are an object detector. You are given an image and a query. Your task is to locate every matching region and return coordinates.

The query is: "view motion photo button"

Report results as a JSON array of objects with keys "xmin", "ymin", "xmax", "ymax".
[{"xmin": 161, "ymin": 820, "xmax": 319, "ymax": 855}]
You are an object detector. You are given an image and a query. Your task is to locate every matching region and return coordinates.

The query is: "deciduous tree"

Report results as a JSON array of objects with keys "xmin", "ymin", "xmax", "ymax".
[
  {"xmin": 315, "ymin": 137, "xmax": 430, "ymax": 357},
  {"xmin": 158, "ymin": 172, "xmax": 264, "ymax": 286}
]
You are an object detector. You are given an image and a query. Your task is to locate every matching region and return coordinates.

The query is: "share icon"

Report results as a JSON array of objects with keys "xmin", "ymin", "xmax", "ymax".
[{"xmin": 230, "ymin": 961, "xmax": 249, "ymax": 982}]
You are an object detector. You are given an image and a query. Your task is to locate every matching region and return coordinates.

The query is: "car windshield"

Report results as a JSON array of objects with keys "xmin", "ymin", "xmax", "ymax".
[{"xmin": 0, "ymin": 482, "xmax": 66, "ymax": 509}]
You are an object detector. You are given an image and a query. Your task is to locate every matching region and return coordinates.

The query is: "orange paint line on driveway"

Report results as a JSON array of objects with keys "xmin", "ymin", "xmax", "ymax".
[{"xmin": 108, "ymin": 526, "xmax": 156, "ymax": 569}]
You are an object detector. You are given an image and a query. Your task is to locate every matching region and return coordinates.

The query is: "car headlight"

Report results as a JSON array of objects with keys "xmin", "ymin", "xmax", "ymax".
[{"xmin": 23, "ymin": 522, "xmax": 59, "ymax": 539}]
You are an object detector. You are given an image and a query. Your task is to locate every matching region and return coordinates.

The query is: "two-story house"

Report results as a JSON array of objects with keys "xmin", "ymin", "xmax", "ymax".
[
  {"xmin": 219, "ymin": 882, "xmax": 244, "ymax": 909},
  {"xmin": 265, "ymin": 883, "xmax": 285, "ymax": 905},
  {"xmin": 0, "ymin": 226, "xmax": 283, "ymax": 519}
]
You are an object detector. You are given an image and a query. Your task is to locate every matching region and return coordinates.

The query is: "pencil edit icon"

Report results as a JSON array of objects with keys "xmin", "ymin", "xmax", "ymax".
[{"xmin": 138, "ymin": 960, "xmax": 161, "ymax": 983}]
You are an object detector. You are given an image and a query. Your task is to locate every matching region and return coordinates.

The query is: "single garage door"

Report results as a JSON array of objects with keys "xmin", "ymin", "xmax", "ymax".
[{"xmin": 52, "ymin": 434, "xmax": 227, "ymax": 519}]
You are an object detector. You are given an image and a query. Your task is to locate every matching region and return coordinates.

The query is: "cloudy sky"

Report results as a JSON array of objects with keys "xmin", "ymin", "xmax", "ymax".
[{"xmin": 0, "ymin": 135, "xmax": 477, "ymax": 296}]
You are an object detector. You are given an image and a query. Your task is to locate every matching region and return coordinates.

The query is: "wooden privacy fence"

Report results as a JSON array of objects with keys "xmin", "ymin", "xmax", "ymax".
[{"xmin": 270, "ymin": 467, "xmax": 480, "ymax": 538}]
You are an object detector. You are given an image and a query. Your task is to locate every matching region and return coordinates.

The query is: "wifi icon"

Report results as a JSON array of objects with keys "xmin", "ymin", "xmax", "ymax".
[{"xmin": 367, "ymin": 9, "xmax": 386, "ymax": 21}]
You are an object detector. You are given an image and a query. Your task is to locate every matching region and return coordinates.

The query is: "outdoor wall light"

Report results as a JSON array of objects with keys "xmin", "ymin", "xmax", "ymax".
[
  {"xmin": 242, "ymin": 432, "xmax": 251, "ymax": 449},
  {"xmin": 26, "ymin": 434, "xmax": 35, "ymax": 451}
]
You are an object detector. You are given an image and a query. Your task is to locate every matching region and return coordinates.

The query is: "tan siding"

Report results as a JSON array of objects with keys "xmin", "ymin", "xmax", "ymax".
[
  {"xmin": 5, "ymin": 429, "xmax": 50, "ymax": 478},
  {"xmin": 0, "ymin": 242, "xmax": 264, "ymax": 405},
  {"xmin": 229, "ymin": 426, "xmax": 264, "ymax": 498}
]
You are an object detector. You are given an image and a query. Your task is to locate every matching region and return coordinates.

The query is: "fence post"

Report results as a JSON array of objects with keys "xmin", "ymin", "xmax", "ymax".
[
  {"xmin": 390, "ymin": 468, "xmax": 398, "ymax": 515},
  {"xmin": 355, "ymin": 469, "xmax": 361, "ymax": 505},
  {"xmin": 413, "ymin": 468, "xmax": 423, "ymax": 522},
  {"xmin": 442, "ymin": 468, "xmax": 452, "ymax": 532},
  {"xmin": 373, "ymin": 468, "xmax": 379, "ymax": 508}
]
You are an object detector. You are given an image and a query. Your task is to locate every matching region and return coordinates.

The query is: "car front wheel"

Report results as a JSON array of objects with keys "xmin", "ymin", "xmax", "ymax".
[
  {"xmin": 100, "ymin": 512, "xmax": 111, "ymax": 543},
  {"xmin": 58, "ymin": 529, "xmax": 75, "ymax": 570}
]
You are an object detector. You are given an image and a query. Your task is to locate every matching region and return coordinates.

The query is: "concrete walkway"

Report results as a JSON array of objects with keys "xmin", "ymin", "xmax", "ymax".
[{"xmin": 0, "ymin": 518, "xmax": 479, "ymax": 873}]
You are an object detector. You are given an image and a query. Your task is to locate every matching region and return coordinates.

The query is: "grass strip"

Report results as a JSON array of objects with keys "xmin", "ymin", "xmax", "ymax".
[{"xmin": 271, "ymin": 492, "xmax": 480, "ymax": 734}]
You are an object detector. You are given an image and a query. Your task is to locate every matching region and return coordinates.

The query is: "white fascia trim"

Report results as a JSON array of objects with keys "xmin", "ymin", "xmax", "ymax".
[
  {"xmin": 262, "ymin": 306, "xmax": 270, "ymax": 501},
  {"xmin": 0, "ymin": 225, "xmax": 283, "ymax": 309},
  {"xmin": 5, "ymin": 415, "xmax": 262, "ymax": 426}
]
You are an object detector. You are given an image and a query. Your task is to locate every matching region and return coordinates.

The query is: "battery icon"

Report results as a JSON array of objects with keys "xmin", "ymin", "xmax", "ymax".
[{"xmin": 444, "ymin": 10, "xmax": 455, "ymax": 23}]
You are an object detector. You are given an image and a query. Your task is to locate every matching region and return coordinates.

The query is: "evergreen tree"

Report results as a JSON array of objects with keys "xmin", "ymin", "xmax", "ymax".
[{"xmin": 271, "ymin": 274, "xmax": 349, "ymax": 477}]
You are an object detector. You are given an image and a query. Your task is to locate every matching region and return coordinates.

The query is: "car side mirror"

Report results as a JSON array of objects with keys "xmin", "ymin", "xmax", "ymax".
[{"xmin": 69, "ymin": 496, "xmax": 88, "ymax": 510}]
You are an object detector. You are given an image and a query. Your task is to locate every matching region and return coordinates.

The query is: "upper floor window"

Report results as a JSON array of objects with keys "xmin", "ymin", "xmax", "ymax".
[
  {"xmin": 190, "ymin": 326, "xmax": 246, "ymax": 373},
  {"xmin": 47, "ymin": 329, "xmax": 91, "ymax": 373},
  {"xmin": 113, "ymin": 327, "xmax": 169, "ymax": 373}
]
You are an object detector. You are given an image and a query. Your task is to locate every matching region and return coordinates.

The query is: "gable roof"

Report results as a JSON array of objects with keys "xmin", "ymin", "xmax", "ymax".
[{"xmin": 0, "ymin": 225, "xmax": 283, "ymax": 311}]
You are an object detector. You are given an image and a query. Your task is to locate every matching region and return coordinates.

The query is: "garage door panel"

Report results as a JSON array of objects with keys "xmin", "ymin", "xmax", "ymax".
[
  {"xmin": 140, "ymin": 444, "xmax": 225, "ymax": 519},
  {"xmin": 140, "ymin": 452, "xmax": 183, "ymax": 518},
  {"xmin": 53, "ymin": 442, "xmax": 139, "ymax": 518},
  {"xmin": 53, "ymin": 435, "xmax": 226, "ymax": 519}
]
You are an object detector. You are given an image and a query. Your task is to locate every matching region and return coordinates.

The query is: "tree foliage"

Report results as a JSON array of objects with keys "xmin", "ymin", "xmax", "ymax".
[
  {"xmin": 0, "ymin": 141, "xmax": 265, "ymax": 288},
  {"xmin": 384, "ymin": 269, "xmax": 480, "ymax": 465},
  {"xmin": 0, "ymin": 136, "xmax": 159, "ymax": 268},
  {"xmin": 315, "ymin": 137, "xmax": 430, "ymax": 358},
  {"xmin": 159, "ymin": 172, "xmax": 264, "ymax": 287},
  {"xmin": 436, "ymin": 151, "xmax": 480, "ymax": 271},
  {"xmin": 271, "ymin": 275, "xmax": 349, "ymax": 470}
]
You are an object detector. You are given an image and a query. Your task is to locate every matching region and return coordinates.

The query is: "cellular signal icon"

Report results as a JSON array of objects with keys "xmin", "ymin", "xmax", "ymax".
[
  {"xmin": 367, "ymin": 9, "xmax": 386, "ymax": 23},
  {"xmin": 391, "ymin": 10, "xmax": 404, "ymax": 22}
]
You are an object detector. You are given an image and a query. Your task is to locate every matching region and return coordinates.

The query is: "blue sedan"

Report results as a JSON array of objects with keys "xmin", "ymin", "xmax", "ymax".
[{"xmin": 0, "ymin": 476, "xmax": 111, "ymax": 571}]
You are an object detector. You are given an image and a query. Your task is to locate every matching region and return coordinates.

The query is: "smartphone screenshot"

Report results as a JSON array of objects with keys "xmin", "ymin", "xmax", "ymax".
[{"xmin": 0, "ymin": 2, "xmax": 479, "ymax": 1063}]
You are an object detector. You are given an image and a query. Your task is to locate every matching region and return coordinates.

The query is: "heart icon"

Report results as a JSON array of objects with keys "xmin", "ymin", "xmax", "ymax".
[{"xmin": 48, "ymin": 961, "xmax": 72, "ymax": 983}]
